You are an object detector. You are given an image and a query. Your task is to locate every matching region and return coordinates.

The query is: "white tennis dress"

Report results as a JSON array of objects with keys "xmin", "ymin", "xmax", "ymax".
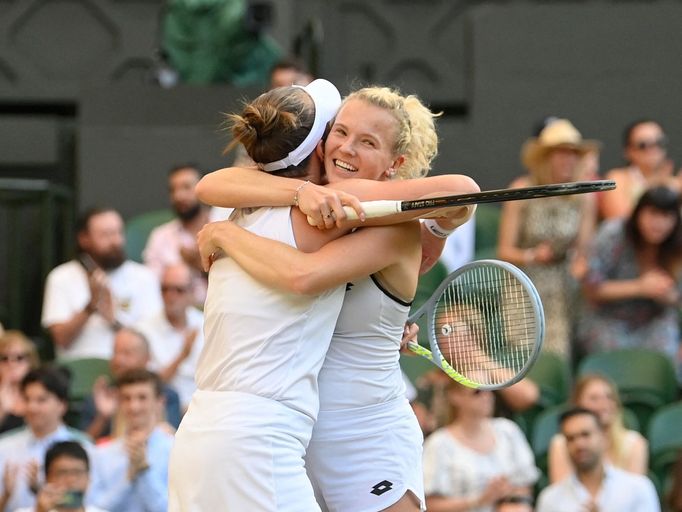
[
  {"xmin": 305, "ymin": 275, "xmax": 425, "ymax": 512},
  {"xmin": 168, "ymin": 206, "xmax": 345, "ymax": 512}
]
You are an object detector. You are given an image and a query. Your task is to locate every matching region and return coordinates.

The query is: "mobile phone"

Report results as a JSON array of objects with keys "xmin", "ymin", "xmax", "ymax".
[{"xmin": 57, "ymin": 489, "xmax": 84, "ymax": 509}]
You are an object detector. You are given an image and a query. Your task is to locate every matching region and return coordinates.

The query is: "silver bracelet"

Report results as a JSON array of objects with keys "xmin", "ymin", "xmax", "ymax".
[
  {"xmin": 423, "ymin": 218, "xmax": 455, "ymax": 238},
  {"xmin": 293, "ymin": 180, "xmax": 311, "ymax": 207}
]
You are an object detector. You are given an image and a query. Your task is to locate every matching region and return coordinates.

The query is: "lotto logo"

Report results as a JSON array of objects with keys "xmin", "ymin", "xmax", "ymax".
[{"xmin": 370, "ymin": 480, "xmax": 393, "ymax": 496}]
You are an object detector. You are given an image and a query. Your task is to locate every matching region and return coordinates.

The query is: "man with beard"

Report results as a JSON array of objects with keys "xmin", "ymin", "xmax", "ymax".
[
  {"xmin": 41, "ymin": 208, "xmax": 162, "ymax": 360},
  {"xmin": 143, "ymin": 164, "xmax": 229, "ymax": 307},
  {"xmin": 536, "ymin": 407, "xmax": 659, "ymax": 512}
]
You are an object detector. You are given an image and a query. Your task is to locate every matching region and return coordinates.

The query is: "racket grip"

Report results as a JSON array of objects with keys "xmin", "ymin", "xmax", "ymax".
[
  {"xmin": 306, "ymin": 200, "xmax": 403, "ymax": 225},
  {"xmin": 346, "ymin": 200, "xmax": 402, "ymax": 219}
]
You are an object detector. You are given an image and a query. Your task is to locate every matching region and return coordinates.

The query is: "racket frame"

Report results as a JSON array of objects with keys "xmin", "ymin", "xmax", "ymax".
[{"xmin": 407, "ymin": 259, "xmax": 545, "ymax": 390}]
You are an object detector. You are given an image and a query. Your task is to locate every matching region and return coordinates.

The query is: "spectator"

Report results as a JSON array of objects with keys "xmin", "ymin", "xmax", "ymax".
[
  {"xmin": 269, "ymin": 57, "xmax": 313, "ymax": 89},
  {"xmin": 498, "ymin": 118, "xmax": 599, "ymax": 359},
  {"xmin": 78, "ymin": 328, "xmax": 181, "ymax": 441},
  {"xmin": 0, "ymin": 330, "xmax": 39, "ymax": 433},
  {"xmin": 600, "ymin": 119, "xmax": 675, "ymax": 220},
  {"xmin": 90, "ymin": 369, "xmax": 172, "ymax": 512},
  {"xmin": 136, "ymin": 263, "xmax": 204, "ymax": 410},
  {"xmin": 578, "ymin": 186, "xmax": 682, "ymax": 375},
  {"xmin": 0, "ymin": 367, "xmax": 91, "ymax": 512},
  {"xmin": 493, "ymin": 495, "xmax": 534, "ymax": 512},
  {"xmin": 423, "ymin": 380, "xmax": 539, "ymax": 511},
  {"xmin": 41, "ymin": 207, "xmax": 162, "ymax": 360},
  {"xmin": 548, "ymin": 373, "xmax": 648, "ymax": 483},
  {"xmin": 536, "ymin": 407, "xmax": 659, "ymax": 512},
  {"xmin": 14, "ymin": 440, "xmax": 107, "ymax": 512},
  {"xmin": 143, "ymin": 165, "xmax": 230, "ymax": 307}
]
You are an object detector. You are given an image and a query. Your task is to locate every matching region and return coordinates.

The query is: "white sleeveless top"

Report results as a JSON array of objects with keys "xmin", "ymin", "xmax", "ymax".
[
  {"xmin": 196, "ymin": 206, "xmax": 345, "ymax": 421},
  {"xmin": 318, "ymin": 275, "xmax": 411, "ymax": 411}
]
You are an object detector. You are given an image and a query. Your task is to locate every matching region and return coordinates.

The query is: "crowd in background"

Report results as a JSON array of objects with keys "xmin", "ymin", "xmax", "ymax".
[{"xmin": 0, "ymin": 58, "xmax": 681, "ymax": 511}]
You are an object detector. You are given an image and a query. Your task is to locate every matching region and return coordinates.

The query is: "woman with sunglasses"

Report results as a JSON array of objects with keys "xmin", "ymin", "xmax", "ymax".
[
  {"xmin": 0, "ymin": 331, "xmax": 39, "ymax": 434},
  {"xmin": 600, "ymin": 119, "xmax": 676, "ymax": 220}
]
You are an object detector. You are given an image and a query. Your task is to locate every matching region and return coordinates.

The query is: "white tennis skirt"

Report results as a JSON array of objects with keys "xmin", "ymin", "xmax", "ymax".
[
  {"xmin": 168, "ymin": 389, "xmax": 320, "ymax": 512},
  {"xmin": 305, "ymin": 397, "xmax": 425, "ymax": 512}
]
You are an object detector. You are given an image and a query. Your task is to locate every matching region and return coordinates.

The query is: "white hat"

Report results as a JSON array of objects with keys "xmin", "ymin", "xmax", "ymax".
[
  {"xmin": 259, "ymin": 79, "xmax": 341, "ymax": 172},
  {"xmin": 521, "ymin": 119, "xmax": 601, "ymax": 172}
]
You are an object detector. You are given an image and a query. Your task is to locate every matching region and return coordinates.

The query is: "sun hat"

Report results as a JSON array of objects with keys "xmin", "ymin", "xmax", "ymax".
[
  {"xmin": 259, "ymin": 79, "xmax": 341, "ymax": 172},
  {"xmin": 521, "ymin": 118, "xmax": 601, "ymax": 172}
]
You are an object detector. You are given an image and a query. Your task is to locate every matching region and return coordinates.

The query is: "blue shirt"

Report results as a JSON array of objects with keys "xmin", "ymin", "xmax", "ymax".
[
  {"xmin": 0, "ymin": 424, "xmax": 91, "ymax": 512},
  {"xmin": 90, "ymin": 427, "xmax": 172, "ymax": 512}
]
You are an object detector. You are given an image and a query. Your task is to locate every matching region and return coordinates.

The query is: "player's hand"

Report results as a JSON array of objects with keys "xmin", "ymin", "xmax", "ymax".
[
  {"xmin": 197, "ymin": 221, "xmax": 231, "ymax": 272},
  {"xmin": 297, "ymin": 183, "xmax": 365, "ymax": 229},
  {"xmin": 400, "ymin": 323, "xmax": 419, "ymax": 353}
]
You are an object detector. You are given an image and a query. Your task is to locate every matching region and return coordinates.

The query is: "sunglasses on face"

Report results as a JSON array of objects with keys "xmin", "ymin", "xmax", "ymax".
[
  {"xmin": 161, "ymin": 285, "xmax": 190, "ymax": 294},
  {"xmin": 631, "ymin": 137, "xmax": 667, "ymax": 151},
  {"xmin": 0, "ymin": 354, "xmax": 29, "ymax": 363}
]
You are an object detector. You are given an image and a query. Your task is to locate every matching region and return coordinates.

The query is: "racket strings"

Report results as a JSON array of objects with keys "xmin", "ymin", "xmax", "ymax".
[{"xmin": 433, "ymin": 266, "xmax": 537, "ymax": 387}]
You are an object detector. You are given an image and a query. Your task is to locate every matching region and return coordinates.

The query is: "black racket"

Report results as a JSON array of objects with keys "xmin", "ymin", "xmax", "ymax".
[{"xmin": 341, "ymin": 179, "xmax": 614, "ymax": 220}]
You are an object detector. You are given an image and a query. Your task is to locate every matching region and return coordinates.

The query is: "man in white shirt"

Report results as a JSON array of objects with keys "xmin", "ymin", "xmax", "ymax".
[
  {"xmin": 136, "ymin": 263, "xmax": 204, "ymax": 410},
  {"xmin": 142, "ymin": 164, "xmax": 230, "ymax": 307},
  {"xmin": 536, "ymin": 407, "xmax": 660, "ymax": 512},
  {"xmin": 41, "ymin": 208, "xmax": 163, "ymax": 360}
]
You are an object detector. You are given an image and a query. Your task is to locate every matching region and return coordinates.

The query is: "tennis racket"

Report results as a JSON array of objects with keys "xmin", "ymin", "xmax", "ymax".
[
  {"xmin": 407, "ymin": 259, "xmax": 544, "ymax": 389},
  {"xmin": 341, "ymin": 179, "xmax": 614, "ymax": 220}
]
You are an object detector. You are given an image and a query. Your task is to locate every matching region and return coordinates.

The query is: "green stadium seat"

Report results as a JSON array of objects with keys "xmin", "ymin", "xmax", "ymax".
[
  {"xmin": 578, "ymin": 348, "xmax": 679, "ymax": 431},
  {"xmin": 514, "ymin": 351, "xmax": 572, "ymax": 439},
  {"xmin": 125, "ymin": 209, "xmax": 175, "ymax": 263},
  {"xmin": 647, "ymin": 401, "xmax": 682, "ymax": 487},
  {"xmin": 473, "ymin": 203, "xmax": 501, "ymax": 260},
  {"xmin": 58, "ymin": 357, "xmax": 111, "ymax": 427}
]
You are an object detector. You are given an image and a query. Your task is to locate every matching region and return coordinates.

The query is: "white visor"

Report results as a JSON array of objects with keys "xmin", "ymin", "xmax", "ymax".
[{"xmin": 259, "ymin": 79, "xmax": 341, "ymax": 173}]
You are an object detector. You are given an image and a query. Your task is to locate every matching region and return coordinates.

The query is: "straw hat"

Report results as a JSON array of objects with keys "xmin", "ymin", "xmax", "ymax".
[{"xmin": 521, "ymin": 119, "xmax": 601, "ymax": 172}]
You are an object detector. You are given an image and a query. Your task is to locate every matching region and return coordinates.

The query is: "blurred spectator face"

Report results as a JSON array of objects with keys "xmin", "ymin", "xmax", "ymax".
[
  {"xmin": 23, "ymin": 381, "xmax": 67, "ymax": 435},
  {"xmin": 547, "ymin": 147, "xmax": 580, "ymax": 183},
  {"xmin": 448, "ymin": 384, "xmax": 494, "ymax": 420},
  {"xmin": 118, "ymin": 380, "xmax": 162, "ymax": 432},
  {"xmin": 79, "ymin": 211, "xmax": 126, "ymax": 270},
  {"xmin": 625, "ymin": 122, "xmax": 667, "ymax": 173},
  {"xmin": 0, "ymin": 340, "xmax": 32, "ymax": 384},
  {"xmin": 637, "ymin": 205, "xmax": 677, "ymax": 245},
  {"xmin": 575, "ymin": 378, "xmax": 618, "ymax": 429},
  {"xmin": 270, "ymin": 68, "xmax": 312, "ymax": 89},
  {"xmin": 169, "ymin": 167, "xmax": 202, "ymax": 221},
  {"xmin": 161, "ymin": 264, "xmax": 193, "ymax": 318},
  {"xmin": 46, "ymin": 454, "xmax": 89, "ymax": 496},
  {"xmin": 562, "ymin": 413, "xmax": 605, "ymax": 473},
  {"xmin": 111, "ymin": 330, "xmax": 149, "ymax": 377}
]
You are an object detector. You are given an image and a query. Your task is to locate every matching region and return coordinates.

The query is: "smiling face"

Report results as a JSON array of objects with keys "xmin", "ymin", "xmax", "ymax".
[{"xmin": 323, "ymin": 98, "xmax": 402, "ymax": 183}]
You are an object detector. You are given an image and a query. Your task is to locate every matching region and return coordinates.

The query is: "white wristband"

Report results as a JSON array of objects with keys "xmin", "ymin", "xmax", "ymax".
[{"xmin": 423, "ymin": 219, "xmax": 456, "ymax": 239}]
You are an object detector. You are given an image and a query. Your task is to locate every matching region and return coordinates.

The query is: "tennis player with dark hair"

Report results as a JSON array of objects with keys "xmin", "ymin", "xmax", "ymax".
[{"xmin": 195, "ymin": 85, "xmax": 478, "ymax": 511}]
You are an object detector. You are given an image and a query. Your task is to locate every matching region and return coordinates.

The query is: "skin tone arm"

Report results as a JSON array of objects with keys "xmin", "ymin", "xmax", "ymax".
[
  {"xmin": 496, "ymin": 378, "xmax": 540, "ymax": 412},
  {"xmin": 195, "ymin": 165, "xmax": 479, "ymax": 229},
  {"xmin": 599, "ymin": 168, "xmax": 633, "ymax": 220},
  {"xmin": 425, "ymin": 478, "xmax": 530, "ymax": 512},
  {"xmin": 198, "ymin": 219, "xmax": 422, "ymax": 298},
  {"xmin": 583, "ymin": 268, "xmax": 677, "ymax": 304}
]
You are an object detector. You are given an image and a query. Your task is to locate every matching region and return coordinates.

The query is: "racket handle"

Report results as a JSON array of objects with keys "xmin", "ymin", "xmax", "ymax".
[{"xmin": 306, "ymin": 200, "xmax": 403, "ymax": 225}]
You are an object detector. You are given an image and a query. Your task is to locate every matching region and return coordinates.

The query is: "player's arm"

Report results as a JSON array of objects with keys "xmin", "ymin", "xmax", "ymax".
[
  {"xmin": 195, "ymin": 165, "xmax": 479, "ymax": 228},
  {"xmin": 198, "ymin": 220, "xmax": 421, "ymax": 296}
]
